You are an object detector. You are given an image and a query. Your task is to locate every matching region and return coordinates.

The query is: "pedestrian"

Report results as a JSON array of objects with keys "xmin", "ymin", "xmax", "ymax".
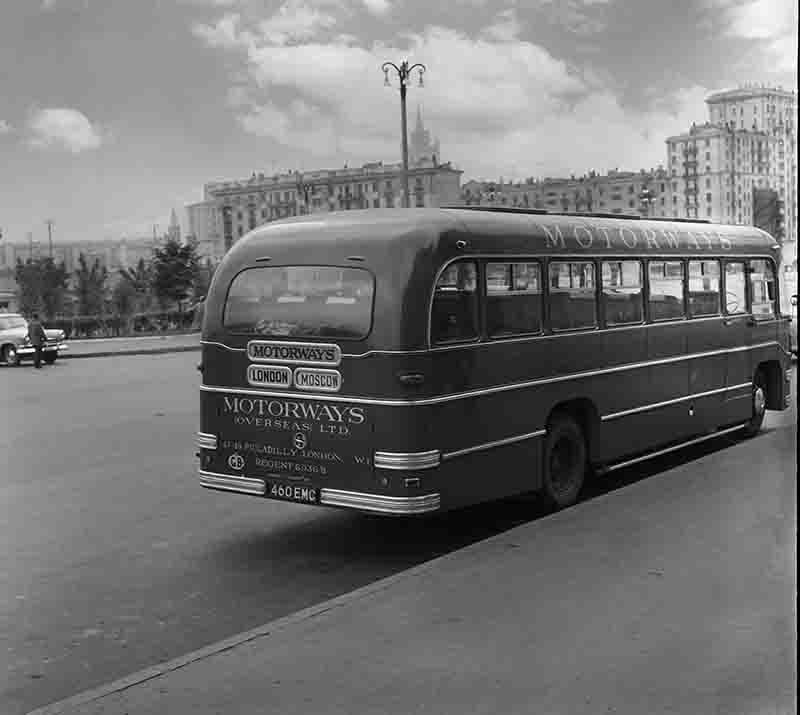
[{"xmin": 27, "ymin": 312, "xmax": 47, "ymax": 369}]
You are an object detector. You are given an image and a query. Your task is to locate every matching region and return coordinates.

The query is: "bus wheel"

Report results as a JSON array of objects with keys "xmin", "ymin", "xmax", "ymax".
[
  {"xmin": 542, "ymin": 415, "xmax": 586, "ymax": 509},
  {"xmin": 743, "ymin": 370, "xmax": 767, "ymax": 437}
]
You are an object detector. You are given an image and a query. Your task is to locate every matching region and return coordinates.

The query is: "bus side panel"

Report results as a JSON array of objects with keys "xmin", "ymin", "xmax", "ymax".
[
  {"xmin": 437, "ymin": 440, "xmax": 543, "ymax": 511},
  {"xmin": 685, "ymin": 318, "xmax": 727, "ymax": 432}
]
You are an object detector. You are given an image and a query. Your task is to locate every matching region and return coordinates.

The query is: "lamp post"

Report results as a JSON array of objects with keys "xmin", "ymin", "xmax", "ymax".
[
  {"xmin": 295, "ymin": 172, "xmax": 312, "ymax": 215},
  {"xmin": 45, "ymin": 218, "xmax": 54, "ymax": 258},
  {"xmin": 382, "ymin": 60, "xmax": 426, "ymax": 208}
]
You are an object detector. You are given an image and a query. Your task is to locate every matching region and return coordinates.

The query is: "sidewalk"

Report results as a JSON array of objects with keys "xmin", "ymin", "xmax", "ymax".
[
  {"xmin": 63, "ymin": 333, "xmax": 200, "ymax": 358},
  {"xmin": 28, "ymin": 423, "xmax": 795, "ymax": 715}
]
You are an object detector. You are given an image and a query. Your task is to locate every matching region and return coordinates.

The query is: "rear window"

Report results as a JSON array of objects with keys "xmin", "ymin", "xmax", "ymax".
[{"xmin": 223, "ymin": 266, "xmax": 374, "ymax": 339}]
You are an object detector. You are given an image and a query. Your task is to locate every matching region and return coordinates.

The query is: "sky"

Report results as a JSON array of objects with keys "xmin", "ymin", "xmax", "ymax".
[{"xmin": 0, "ymin": 0, "xmax": 797, "ymax": 246}]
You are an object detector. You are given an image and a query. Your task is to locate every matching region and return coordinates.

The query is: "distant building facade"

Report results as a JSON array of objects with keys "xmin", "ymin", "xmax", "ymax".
[
  {"xmin": 461, "ymin": 168, "xmax": 673, "ymax": 218},
  {"xmin": 0, "ymin": 236, "xmax": 162, "ymax": 306},
  {"xmin": 199, "ymin": 157, "xmax": 461, "ymax": 255},
  {"xmin": 185, "ymin": 200, "xmax": 224, "ymax": 264}
]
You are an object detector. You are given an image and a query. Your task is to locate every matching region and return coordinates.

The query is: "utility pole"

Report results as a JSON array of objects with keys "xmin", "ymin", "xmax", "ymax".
[
  {"xmin": 27, "ymin": 232, "xmax": 33, "ymax": 260},
  {"xmin": 45, "ymin": 219, "xmax": 54, "ymax": 258}
]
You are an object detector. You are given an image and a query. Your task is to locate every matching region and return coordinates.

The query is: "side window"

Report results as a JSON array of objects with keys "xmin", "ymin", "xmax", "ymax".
[
  {"xmin": 688, "ymin": 260, "xmax": 721, "ymax": 317},
  {"xmin": 548, "ymin": 261, "xmax": 597, "ymax": 331},
  {"xmin": 431, "ymin": 261, "xmax": 479, "ymax": 344},
  {"xmin": 749, "ymin": 259, "xmax": 776, "ymax": 318},
  {"xmin": 602, "ymin": 260, "xmax": 643, "ymax": 325},
  {"xmin": 724, "ymin": 262, "xmax": 747, "ymax": 315},
  {"xmin": 648, "ymin": 261, "xmax": 685, "ymax": 321},
  {"xmin": 486, "ymin": 262, "xmax": 542, "ymax": 338}
]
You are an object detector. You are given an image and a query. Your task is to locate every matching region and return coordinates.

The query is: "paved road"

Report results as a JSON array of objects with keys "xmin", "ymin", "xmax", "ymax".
[{"xmin": 1, "ymin": 354, "xmax": 795, "ymax": 713}]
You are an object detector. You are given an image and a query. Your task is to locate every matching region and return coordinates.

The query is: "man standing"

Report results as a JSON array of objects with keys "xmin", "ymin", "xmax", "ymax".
[{"xmin": 27, "ymin": 312, "xmax": 47, "ymax": 368}]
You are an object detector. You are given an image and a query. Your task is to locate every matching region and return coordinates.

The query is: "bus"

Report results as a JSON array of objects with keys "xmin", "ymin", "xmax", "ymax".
[{"xmin": 197, "ymin": 207, "xmax": 792, "ymax": 515}]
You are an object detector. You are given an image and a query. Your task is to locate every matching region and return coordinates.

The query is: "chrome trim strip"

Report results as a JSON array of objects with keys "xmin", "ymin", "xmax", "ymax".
[
  {"xmin": 202, "ymin": 340, "xmax": 246, "ymax": 352},
  {"xmin": 200, "ymin": 340, "xmax": 781, "ymax": 407},
  {"xmin": 442, "ymin": 429, "xmax": 546, "ymax": 461},
  {"xmin": 374, "ymin": 450, "xmax": 441, "ymax": 470},
  {"xmin": 196, "ymin": 432, "xmax": 218, "ymax": 450},
  {"xmin": 319, "ymin": 489, "xmax": 440, "ymax": 514},
  {"xmin": 601, "ymin": 423, "xmax": 748, "ymax": 473},
  {"xmin": 199, "ymin": 470, "xmax": 266, "ymax": 495},
  {"xmin": 601, "ymin": 382, "xmax": 752, "ymax": 422}
]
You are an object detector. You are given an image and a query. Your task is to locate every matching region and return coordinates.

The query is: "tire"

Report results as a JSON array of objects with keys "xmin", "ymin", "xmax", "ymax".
[
  {"xmin": 542, "ymin": 415, "xmax": 587, "ymax": 509},
  {"xmin": 44, "ymin": 353, "xmax": 57, "ymax": 365},
  {"xmin": 742, "ymin": 370, "xmax": 767, "ymax": 437},
  {"xmin": 3, "ymin": 344, "xmax": 20, "ymax": 367}
]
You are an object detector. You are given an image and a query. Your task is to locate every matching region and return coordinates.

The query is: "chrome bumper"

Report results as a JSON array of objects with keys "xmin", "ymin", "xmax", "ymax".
[
  {"xmin": 319, "ymin": 489, "xmax": 440, "ymax": 514},
  {"xmin": 17, "ymin": 342, "xmax": 68, "ymax": 355},
  {"xmin": 199, "ymin": 470, "xmax": 266, "ymax": 495},
  {"xmin": 198, "ymin": 471, "xmax": 440, "ymax": 514}
]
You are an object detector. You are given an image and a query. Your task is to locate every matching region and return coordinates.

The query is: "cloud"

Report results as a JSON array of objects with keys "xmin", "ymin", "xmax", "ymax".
[
  {"xmin": 708, "ymin": 0, "xmax": 798, "ymax": 74},
  {"xmin": 27, "ymin": 108, "xmax": 103, "ymax": 153},
  {"xmin": 0, "ymin": 119, "xmax": 12, "ymax": 134},
  {"xmin": 527, "ymin": 0, "xmax": 610, "ymax": 34},
  {"xmin": 362, "ymin": 0, "xmax": 391, "ymax": 14},
  {"xmin": 482, "ymin": 8, "xmax": 521, "ymax": 42},
  {"xmin": 257, "ymin": 2, "xmax": 338, "ymax": 44},
  {"xmin": 191, "ymin": 5, "xmax": 719, "ymax": 180},
  {"xmin": 722, "ymin": 0, "xmax": 796, "ymax": 39}
]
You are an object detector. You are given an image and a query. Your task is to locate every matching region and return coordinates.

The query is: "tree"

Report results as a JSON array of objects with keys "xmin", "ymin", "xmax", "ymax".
[
  {"xmin": 112, "ymin": 278, "xmax": 138, "ymax": 318},
  {"xmin": 118, "ymin": 257, "xmax": 153, "ymax": 313},
  {"xmin": 151, "ymin": 237, "xmax": 199, "ymax": 311},
  {"xmin": 15, "ymin": 257, "xmax": 69, "ymax": 319},
  {"xmin": 74, "ymin": 253, "xmax": 108, "ymax": 315}
]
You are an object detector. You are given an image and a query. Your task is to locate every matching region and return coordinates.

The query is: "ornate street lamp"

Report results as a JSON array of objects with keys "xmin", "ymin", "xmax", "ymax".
[
  {"xmin": 382, "ymin": 60, "xmax": 426, "ymax": 208},
  {"xmin": 294, "ymin": 171, "xmax": 312, "ymax": 215}
]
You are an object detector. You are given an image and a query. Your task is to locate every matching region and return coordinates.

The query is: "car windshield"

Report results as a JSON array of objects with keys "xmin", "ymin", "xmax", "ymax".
[
  {"xmin": 223, "ymin": 266, "xmax": 374, "ymax": 339},
  {"xmin": 0, "ymin": 316, "xmax": 27, "ymax": 330}
]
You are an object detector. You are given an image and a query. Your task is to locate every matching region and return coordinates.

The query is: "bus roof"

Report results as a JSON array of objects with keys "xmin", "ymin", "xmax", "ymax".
[{"xmin": 228, "ymin": 207, "xmax": 779, "ymax": 263}]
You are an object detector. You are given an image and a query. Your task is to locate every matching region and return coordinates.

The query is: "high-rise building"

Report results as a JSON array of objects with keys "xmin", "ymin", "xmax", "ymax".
[
  {"xmin": 666, "ymin": 84, "xmax": 796, "ymax": 273},
  {"xmin": 409, "ymin": 106, "xmax": 441, "ymax": 165},
  {"xmin": 185, "ymin": 200, "xmax": 223, "ymax": 264}
]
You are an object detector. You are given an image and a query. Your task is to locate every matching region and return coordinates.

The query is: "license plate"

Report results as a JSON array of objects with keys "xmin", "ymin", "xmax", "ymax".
[{"xmin": 265, "ymin": 482, "xmax": 319, "ymax": 504}]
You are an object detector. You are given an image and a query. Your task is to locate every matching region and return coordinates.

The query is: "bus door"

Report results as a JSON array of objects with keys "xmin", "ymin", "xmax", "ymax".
[
  {"xmin": 721, "ymin": 260, "xmax": 751, "ymax": 423},
  {"xmin": 686, "ymin": 259, "xmax": 726, "ymax": 431},
  {"xmin": 646, "ymin": 260, "xmax": 691, "ymax": 440},
  {"xmin": 745, "ymin": 257, "xmax": 780, "ymax": 373}
]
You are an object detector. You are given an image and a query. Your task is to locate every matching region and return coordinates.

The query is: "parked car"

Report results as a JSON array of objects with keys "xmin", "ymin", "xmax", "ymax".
[{"xmin": 0, "ymin": 313, "xmax": 69, "ymax": 366}]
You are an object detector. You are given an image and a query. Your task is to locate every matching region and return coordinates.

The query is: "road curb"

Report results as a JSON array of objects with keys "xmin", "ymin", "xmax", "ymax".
[{"xmin": 65, "ymin": 345, "xmax": 201, "ymax": 359}]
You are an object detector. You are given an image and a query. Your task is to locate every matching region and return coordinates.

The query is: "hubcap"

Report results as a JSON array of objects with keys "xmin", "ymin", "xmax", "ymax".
[{"xmin": 753, "ymin": 386, "xmax": 766, "ymax": 418}]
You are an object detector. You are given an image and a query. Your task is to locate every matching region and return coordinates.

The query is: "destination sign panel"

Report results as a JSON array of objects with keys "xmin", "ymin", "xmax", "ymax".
[
  {"xmin": 247, "ymin": 340, "xmax": 341, "ymax": 366},
  {"xmin": 246, "ymin": 364, "xmax": 292, "ymax": 389},
  {"xmin": 293, "ymin": 367, "xmax": 342, "ymax": 393}
]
